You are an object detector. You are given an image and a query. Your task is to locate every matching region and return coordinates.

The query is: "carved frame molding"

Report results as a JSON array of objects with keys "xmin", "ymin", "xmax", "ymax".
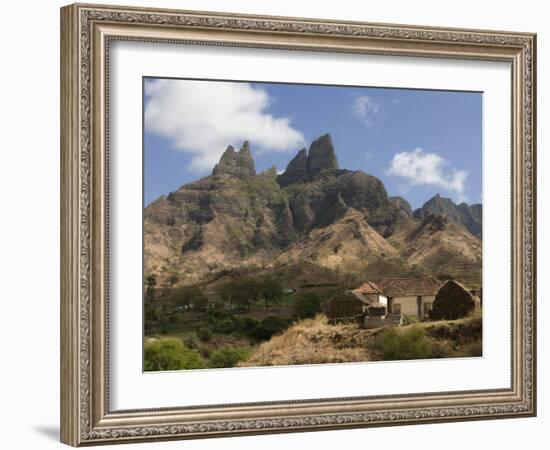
[{"xmin": 60, "ymin": 3, "xmax": 536, "ymax": 446}]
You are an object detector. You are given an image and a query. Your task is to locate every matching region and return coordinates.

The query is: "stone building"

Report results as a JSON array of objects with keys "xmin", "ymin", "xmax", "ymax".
[
  {"xmin": 431, "ymin": 280, "xmax": 480, "ymax": 320},
  {"xmin": 377, "ymin": 277, "xmax": 443, "ymax": 319},
  {"xmin": 352, "ymin": 281, "xmax": 387, "ymax": 306},
  {"xmin": 325, "ymin": 290, "xmax": 370, "ymax": 324}
]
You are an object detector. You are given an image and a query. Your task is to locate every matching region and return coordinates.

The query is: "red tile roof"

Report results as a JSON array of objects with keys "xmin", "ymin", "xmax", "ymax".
[
  {"xmin": 378, "ymin": 277, "xmax": 442, "ymax": 296},
  {"xmin": 353, "ymin": 280, "xmax": 384, "ymax": 295}
]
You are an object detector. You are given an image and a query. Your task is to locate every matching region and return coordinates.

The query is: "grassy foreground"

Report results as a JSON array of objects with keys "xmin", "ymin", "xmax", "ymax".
[
  {"xmin": 144, "ymin": 311, "xmax": 482, "ymax": 370},
  {"xmin": 239, "ymin": 311, "xmax": 481, "ymax": 367}
]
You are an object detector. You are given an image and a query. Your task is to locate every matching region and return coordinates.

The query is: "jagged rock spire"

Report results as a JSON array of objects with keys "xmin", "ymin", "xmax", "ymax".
[
  {"xmin": 277, "ymin": 148, "xmax": 308, "ymax": 187},
  {"xmin": 277, "ymin": 133, "xmax": 339, "ymax": 187},
  {"xmin": 212, "ymin": 141, "xmax": 256, "ymax": 178},
  {"xmin": 306, "ymin": 133, "xmax": 339, "ymax": 175}
]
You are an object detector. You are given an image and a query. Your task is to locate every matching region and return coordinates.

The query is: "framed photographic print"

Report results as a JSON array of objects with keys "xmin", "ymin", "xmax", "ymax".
[{"xmin": 60, "ymin": 3, "xmax": 537, "ymax": 446}]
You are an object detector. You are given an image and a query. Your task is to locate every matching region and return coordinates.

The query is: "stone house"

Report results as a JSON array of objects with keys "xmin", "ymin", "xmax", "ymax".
[
  {"xmin": 431, "ymin": 280, "xmax": 480, "ymax": 320},
  {"xmin": 352, "ymin": 281, "xmax": 387, "ymax": 307},
  {"xmin": 325, "ymin": 290, "xmax": 371, "ymax": 324},
  {"xmin": 377, "ymin": 277, "xmax": 443, "ymax": 319}
]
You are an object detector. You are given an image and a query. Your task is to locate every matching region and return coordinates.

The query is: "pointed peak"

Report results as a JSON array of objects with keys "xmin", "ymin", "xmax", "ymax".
[
  {"xmin": 277, "ymin": 148, "xmax": 309, "ymax": 187},
  {"xmin": 317, "ymin": 133, "xmax": 333, "ymax": 143},
  {"xmin": 307, "ymin": 133, "xmax": 338, "ymax": 175},
  {"xmin": 212, "ymin": 142, "xmax": 255, "ymax": 178},
  {"xmin": 223, "ymin": 145, "xmax": 236, "ymax": 155},
  {"xmin": 240, "ymin": 140, "xmax": 250, "ymax": 152}
]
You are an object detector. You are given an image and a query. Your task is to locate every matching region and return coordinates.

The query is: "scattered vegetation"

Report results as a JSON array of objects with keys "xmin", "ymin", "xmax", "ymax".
[
  {"xmin": 368, "ymin": 311, "xmax": 482, "ymax": 361},
  {"xmin": 292, "ymin": 293, "xmax": 322, "ymax": 319},
  {"xmin": 369, "ymin": 326, "xmax": 432, "ymax": 360},
  {"xmin": 144, "ymin": 337, "xmax": 207, "ymax": 371},
  {"xmin": 143, "ymin": 264, "xmax": 482, "ymax": 370},
  {"xmin": 239, "ymin": 315, "xmax": 371, "ymax": 367},
  {"xmin": 401, "ymin": 314, "xmax": 419, "ymax": 326},
  {"xmin": 145, "ymin": 274, "xmax": 157, "ymax": 302},
  {"xmin": 243, "ymin": 311, "xmax": 482, "ymax": 368},
  {"xmin": 216, "ymin": 276, "xmax": 283, "ymax": 311},
  {"xmin": 209, "ymin": 345, "xmax": 253, "ymax": 368}
]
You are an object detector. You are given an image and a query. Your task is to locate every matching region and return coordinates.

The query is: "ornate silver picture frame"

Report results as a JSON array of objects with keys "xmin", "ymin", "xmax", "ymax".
[{"xmin": 60, "ymin": 3, "xmax": 536, "ymax": 446}]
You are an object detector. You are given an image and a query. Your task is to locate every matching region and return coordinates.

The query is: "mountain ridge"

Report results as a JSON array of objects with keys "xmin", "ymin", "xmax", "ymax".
[{"xmin": 144, "ymin": 133, "xmax": 482, "ymax": 287}]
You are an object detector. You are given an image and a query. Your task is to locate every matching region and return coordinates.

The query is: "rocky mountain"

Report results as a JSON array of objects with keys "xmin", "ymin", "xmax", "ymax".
[
  {"xmin": 413, "ymin": 194, "xmax": 482, "ymax": 238},
  {"xmin": 388, "ymin": 213, "xmax": 482, "ymax": 288},
  {"xmin": 144, "ymin": 134, "xmax": 482, "ymax": 287},
  {"xmin": 389, "ymin": 196, "xmax": 413, "ymax": 218}
]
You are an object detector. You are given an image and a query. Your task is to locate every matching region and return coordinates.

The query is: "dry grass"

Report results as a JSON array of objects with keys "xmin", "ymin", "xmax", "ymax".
[
  {"xmin": 239, "ymin": 315, "xmax": 374, "ymax": 367},
  {"xmin": 240, "ymin": 310, "xmax": 482, "ymax": 367}
]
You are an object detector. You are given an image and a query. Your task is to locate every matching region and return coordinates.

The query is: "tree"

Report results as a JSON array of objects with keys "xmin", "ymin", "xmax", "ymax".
[
  {"xmin": 144, "ymin": 302, "xmax": 159, "ymax": 334},
  {"xmin": 144, "ymin": 337, "xmax": 206, "ymax": 371},
  {"xmin": 174, "ymin": 285, "xmax": 207, "ymax": 311},
  {"xmin": 252, "ymin": 316, "xmax": 290, "ymax": 341},
  {"xmin": 293, "ymin": 293, "xmax": 322, "ymax": 319},
  {"xmin": 223, "ymin": 277, "xmax": 261, "ymax": 310},
  {"xmin": 260, "ymin": 277, "xmax": 283, "ymax": 310},
  {"xmin": 238, "ymin": 278, "xmax": 262, "ymax": 310},
  {"xmin": 145, "ymin": 274, "xmax": 157, "ymax": 302},
  {"xmin": 217, "ymin": 282, "xmax": 233, "ymax": 310},
  {"xmin": 193, "ymin": 291, "xmax": 208, "ymax": 312},
  {"xmin": 209, "ymin": 345, "xmax": 252, "ymax": 368},
  {"xmin": 167, "ymin": 273, "xmax": 179, "ymax": 288}
]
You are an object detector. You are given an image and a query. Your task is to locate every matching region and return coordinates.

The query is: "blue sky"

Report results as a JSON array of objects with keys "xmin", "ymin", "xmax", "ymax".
[{"xmin": 144, "ymin": 78, "xmax": 482, "ymax": 209}]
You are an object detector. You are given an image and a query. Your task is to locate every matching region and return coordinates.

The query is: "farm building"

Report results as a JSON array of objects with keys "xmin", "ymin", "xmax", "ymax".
[
  {"xmin": 377, "ymin": 277, "xmax": 443, "ymax": 319},
  {"xmin": 326, "ymin": 277, "xmax": 476, "ymax": 328},
  {"xmin": 431, "ymin": 280, "xmax": 480, "ymax": 320},
  {"xmin": 325, "ymin": 290, "xmax": 370, "ymax": 323},
  {"xmin": 363, "ymin": 303, "xmax": 403, "ymax": 329},
  {"xmin": 352, "ymin": 281, "xmax": 387, "ymax": 307}
]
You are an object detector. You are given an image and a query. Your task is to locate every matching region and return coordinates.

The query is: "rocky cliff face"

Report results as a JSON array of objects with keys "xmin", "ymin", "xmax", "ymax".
[
  {"xmin": 388, "ymin": 212, "xmax": 482, "ymax": 288},
  {"xmin": 390, "ymin": 196, "xmax": 413, "ymax": 218},
  {"xmin": 277, "ymin": 133, "xmax": 339, "ymax": 187},
  {"xmin": 144, "ymin": 133, "xmax": 482, "ymax": 286},
  {"xmin": 276, "ymin": 148, "xmax": 308, "ymax": 186},
  {"xmin": 212, "ymin": 141, "xmax": 256, "ymax": 178},
  {"xmin": 306, "ymin": 133, "xmax": 339, "ymax": 175},
  {"xmin": 413, "ymin": 194, "xmax": 482, "ymax": 238}
]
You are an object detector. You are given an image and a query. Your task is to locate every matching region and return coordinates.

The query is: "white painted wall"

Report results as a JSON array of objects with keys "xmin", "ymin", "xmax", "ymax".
[
  {"xmin": 392, "ymin": 295, "xmax": 418, "ymax": 316},
  {"xmin": 0, "ymin": 1, "xmax": 547, "ymax": 449}
]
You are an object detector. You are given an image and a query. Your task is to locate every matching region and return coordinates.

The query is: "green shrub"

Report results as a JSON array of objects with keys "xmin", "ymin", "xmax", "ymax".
[
  {"xmin": 209, "ymin": 345, "xmax": 252, "ymax": 368},
  {"xmin": 292, "ymin": 293, "xmax": 322, "ymax": 319},
  {"xmin": 252, "ymin": 316, "xmax": 291, "ymax": 341},
  {"xmin": 369, "ymin": 326, "xmax": 432, "ymax": 361},
  {"xmin": 198, "ymin": 327, "xmax": 213, "ymax": 342},
  {"xmin": 144, "ymin": 337, "xmax": 207, "ymax": 371},
  {"xmin": 401, "ymin": 314, "xmax": 419, "ymax": 326},
  {"xmin": 238, "ymin": 317, "xmax": 260, "ymax": 338},
  {"xmin": 183, "ymin": 332, "xmax": 201, "ymax": 349},
  {"xmin": 216, "ymin": 317, "xmax": 238, "ymax": 334}
]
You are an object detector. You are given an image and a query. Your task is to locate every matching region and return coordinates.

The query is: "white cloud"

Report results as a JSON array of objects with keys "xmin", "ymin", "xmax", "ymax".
[
  {"xmin": 387, "ymin": 148, "xmax": 468, "ymax": 197},
  {"xmin": 145, "ymin": 79, "xmax": 305, "ymax": 172},
  {"xmin": 352, "ymin": 95, "xmax": 381, "ymax": 127}
]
